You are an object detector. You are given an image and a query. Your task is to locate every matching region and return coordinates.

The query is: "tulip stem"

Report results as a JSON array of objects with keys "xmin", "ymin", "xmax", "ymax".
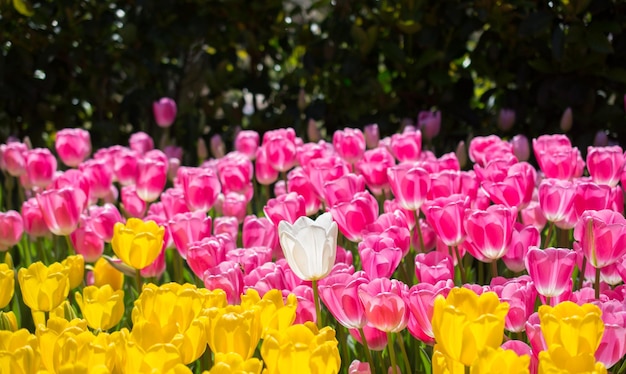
[
  {"xmin": 135, "ymin": 269, "xmax": 143, "ymax": 292},
  {"xmin": 64, "ymin": 235, "xmax": 75, "ymax": 256},
  {"xmin": 578, "ymin": 256, "xmax": 587, "ymax": 290},
  {"xmin": 387, "ymin": 332, "xmax": 398, "ymax": 374},
  {"xmin": 454, "ymin": 246, "xmax": 466, "ymax": 284},
  {"xmin": 595, "ymin": 266, "xmax": 601, "ymax": 300},
  {"xmin": 544, "ymin": 222, "xmax": 554, "ymax": 248},
  {"xmin": 397, "ymin": 332, "xmax": 412, "ymax": 374},
  {"xmin": 490, "ymin": 260, "xmax": 498, "ymax": 278},
  {"xmin": 465, "ymin": 365, "xmax": 470, "ymax": 374},
  {"xmin": 414, "ymin": 210, "xmax": 425, "ymax": 253},
  {"xmin": 358, "ymin": 327, "xmax": 375, "ymax": 373},
  {"xmin": 312, "ymin": 279, "xmax": 322, "ymax": 329},
  {"xmin": 172, "ymin": 250, "xmax": 184, "ymax": 284}
]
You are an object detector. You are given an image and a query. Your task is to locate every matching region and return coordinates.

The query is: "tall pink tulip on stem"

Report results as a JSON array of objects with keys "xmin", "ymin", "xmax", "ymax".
[
  {"xmin": 355, "ymin": 147, "xmax": 396, "ymax": 195},
  {"xmin": 263, "ymin": 128, "xmax": 297, "ymax": 173},
  {"xmin": 168, "ymin": 210, "xmax": 212, "ymax": 260},
  {"xmin": 418, "ymin": 110, "xmax": 441, "ymax": 140},
  {"xmin": 255, "ymin": 146, "xmax": 280, "ymax": 185},
  {"xmin": 136, "ymin": 155, "xmax": 167, "ymax": 202},
  {"xmin": 287, "ymin": 167, "xmax": 321, "ymax": 216},
  {"xmin": 414, "ymin": 252, "xmax": 454, "ymax": 284},
  {"xmin": 26, "ymin": 148, "xmax": 57, "ymax": 189},
  {"xmin": 152, "ymin": 97, "xmax": 177, "ymax": 128},
  {"xmin": 525, "ymin": 246, "xmax": 576, "ymax": 304},
  {"xmin": 333, "ymin": 128, "xmax": 366, "ymax": 164},
  {"xmin": 358, "ymin": 235, "xmax": 403, "ymax": 279},
  {"xmin": 538, "ymin": 178, "xmax": 576, "ymax": 247},
  {"xmin": 55, "ymin": 128, "xmax": 91, "ymax": 167},
  {"xmin": 502, "ymin": 223, "xmax": 540, "ymax": 273},
  {"xmin": 0, "ymin": 210, "xmax": 23, "ymax": 252},
  {"xmin": 406, "ymin": 279, "xmax": 454, "ymax": 344}
]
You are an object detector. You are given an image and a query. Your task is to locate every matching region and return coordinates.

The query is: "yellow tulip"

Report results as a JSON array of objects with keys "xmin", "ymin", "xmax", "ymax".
[
  {"xmin": 470, "ymin": 347, "xmax": 530, "ymax": 374},
  {"xmin": 0, "ymin": 311, "xmax": 17, "ymax": 331},
  {"xmin": 62, "ymin": 255, "xmax": 85, "ymax": 289},
  {"xmin": 261, "ymin": 322, "xmax": 341, "ymax": 374},
  {"xmin": 75, "ymin": 285, "xmax": 124, "ymax": 331},
  {"xmin": 93, "ymin": 257, "xmax": 124, "ymax": 291},
  {"xmin": 121, "ymin": 341, "xmax": 192, "ymax": 374},
  {"xmin": 111, "ymin": 218, "xmax": 165, "ymax": 270},
  {"xmin": 431, "ymin": 287, "xmax": 509, "ymax": 366},
  {"xmin": 36, "ymin": 317, "xmax": 89, "ymax": 372},
  {"xmin": 208, "ymin": 352, "xmax": 264, "ymax": 374},
  {"xmin": 240, "ymin": 288, "xmax": 297, "ymax": 335},
  {"xmin": 18, "ymin": 262, "xmax": 70, "ymax": 312},
  {"xmin": 432, "ymin": 346, "xmax": 465, "ymax": 374},
  {"xmin": 0, "ymin": 329, "xmax": 40, "ymax": 374},
  {"xmin": 205, "ymin": 305, "xmax": 262, "ymax": 360},
  {"xmin": 538, "ymin": 301, "xmax": 604, "ymax": 358},
  {"xmin": 538, "ymin": 345, "xmax": 607, "ymax": 374},
  {"xmin": 0, "ymin": 263, "xmax": 14, "ymax": 308}
]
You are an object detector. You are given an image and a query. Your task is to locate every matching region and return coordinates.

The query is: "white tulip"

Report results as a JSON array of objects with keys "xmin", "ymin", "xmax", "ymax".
[{"xmin": 278, "ymin": 212, "xmax": 338, "ymax": 281}]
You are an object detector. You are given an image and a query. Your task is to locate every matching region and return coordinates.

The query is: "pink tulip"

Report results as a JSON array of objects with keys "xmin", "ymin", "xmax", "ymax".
[
  {"xmin": 319, "ymin": 271, "xmax": 369, "ymax": 329},
  {"xmin": 355, "ymin": 147, "xmax": 396, "ymax": 195},
  {"xmin": 69, "ymin": 222, "xmax": 104, "ymax": 262},
  {"xmin": 383, "ymin": 200, "xmax": 416, "ymax": 231},
  {"xmin": 414, "ymin": 252, "xmax": 454, "ymax": 284},
  {"xmin": 574, "ymin": 209, "xmax": 626, "ymax": 269},
  {"xmin": 594, "ymin": 300, "xmax": 626, "ymax": 368},
  {"xmin": 263, "ymin": 192, "xmax": 306, "ymax": 227},
  {"xmin": 152, "ymin": 97, "xmax": 177, "ymax": 127},
  {"xmin": 209, "ymin": 134, "xmax": 225, "ymax": 159},
  {"xmin": 1, "ymin": 141, "xmax": 28, "ymax": 176},
  {"xmin": 333, "ymin": 128, "xmax": 366, "ymax": 164},
  {"xmin": 244, "ymin": 262, "xmax": 287, "ymax": 296},
  {"xmin": 242, "ymin": 215, "xmax": 278, "ymax": 251},
  {"xmin": 481, "ymin": 162, "xmax": 535, "ymax": 209},
  {"xmin": 221, "ymin": 192, "xmax": 248, "ymax": 222},
  {"xmin": 0, "ymin": 210, "xmax": 23, "ymax": 251},
  {"xmin": 87, "ymin": 203, "xmax": 123, "ymax": 242},
  {"xmin": 349, "ymin": 324, "xmax": 388, "ymax": 351},
  {"xmin": 468, "ymin": 135, "xmax": 510, "ymax": 166},
  {"xmin": 179, "ymin": 167, "xmax": 221, "ymax": 212},
  {"xmin": 422, "ymin": 194, "xmax": 469, "ymax": 247},
  {"xmin": 226, "ymin": 246, "xmax": 272, "ymax": 275},
  {"xmin": 502, "ymin": 223, "xmax": 540, "ymax": 273},
  {"xmin": 387, "ymin": 162, "xmax": 430, "ymax": 211},
  {"xmin": 213, "ymin": 216, "xmax": 239, "ymax": 244},
  {"xmin": 291, "ymin": 285, "xmax": 316, "ymax": 324},
  {"xmin": 497, "ymin": 108, "xmax": 516, "ymax": 132},
  {"xmin": 510, "ymin": 134, "xmax": 530, "ymax": 162},
  {"xmin": 136, "ymin": 156, "xmax": 167, "ymax": 202},
  {"xmin": 36, "ymin": 187, "xmax": 85, "ymax": 236},
  {"xmin": 129, "ymin": 131, "xmax": 154, "ymax": 154},
  {"xmin": 25, "ymin": 148, "xmax": 57, "ymax": 188},
  {"xmin": 323, "ymin": 173, "xmax": 366, "ymax": 208},
  {"xmin": 491, "ymin": 276, "xmax": 537, "ymax": 333},
  {"xmin": 203, "ymin": 260, "xmax": 244, "ymax": 304},
  {"xmin": 364, "ymin": 124, "xmax": 379, "ymax": 149},
  {"xmin": 406, "ymin": 279, "xmax": 454, "ymax": 343},
  {"xmin": 274, "ymin": 180, "xmax": 286, "ymax": 197},
  {"xmin": 532, "ymin": 134, "xmax": 571, "ymax": 155},
  {"xmin": 586, "ymin": 146, "xmax": 624, "ymax": 187},
  {"xmin": 120, "ymin": 185, "xmax": 146, "ymax": 218},
  {"xmin": 571, "ymin": 180, "xmax": 613, "ymax": 221},
  {"xmin": 159, "ymin": 187, "xmax": 188, "ymax": 219},
  {"xmin": 263, "ymin": 128, "xmax": 297, "ymax": 172},
  {"xmin": 525, "ymin": 247, "xmax": 576, "ymax": 298},
  {"xmin": 187, "ymin": 236, "xmax": 227, "ymax": 278},
  {"xmin": 255, "ymin": 145, "xmax": 280, "ymax": 185},
  {"xmin": 296, "ymin": 141, "xmax": 333, "ymax": 168},
  {"xmin": 168, "ymin": 211, "xmax": 212, "ymax": 259},
  {"xmin": 464, "ymin": 204, "xmax": 516, "ymax": 261},
  {"xmin": 418, "ymin": 110, "xmax": 441, "ymax": 140},
  {"xmin": 390, "ymin": 130, "xmax": 422, "ymax": 162},
  {"xmin": 358, "ymin": 235, "xmax": 402, "ymax": 278},
  {"xmin": 21, "ymin": 198, "xmax": 49, "ymax": 238},
  {"xmin": 535, "ymin": 145, "xmax": 584, "ymax": 180},
  {"xmin": 521, "ymin": 201, "xmax": 547, "ymax": 231},
  {"xmin": 306, "ymin": 156, "xmax": 350, "ymax": 199},
  {"xmin": 287, "ymin": 167, "xmax": 321, "ymax": 215},
  {"xmin": 55, "ymin": 128, "xmax": 91, "ymax": 167},
  {"xmin": 538, "ymin": 178, "xmax": 576, "ymax": 223},
  {"xmin": 79, "ymin": 158, "xmax": 113, "ymax": 199},
  {"xmin": 365, "ymin": 211, "xmax": 411, "ymax": 256},
  {"xmin": 359, "ymin": 277, "xmax": 409, "ymax": 333},
  {"xmin": 349, "ymin": 360, "xmax": 371, "ymax": 374},
  {"xmin": 330, "ymin": 191, "xmax": 379, "ymax": 242},
  {"xmin": 217, "ymin": 152, "xmax": 253, "ymax": 194},
  {"xmin": 234, "ymin": 130, "xmax": 259, "ymax": 160},
  {"xmin": 112, "ymin": 147, "xmax": 138, "ymax": 186},
  {"xmin": 525, "ymin": 312, "xmax": 547, "ymax": 364}
]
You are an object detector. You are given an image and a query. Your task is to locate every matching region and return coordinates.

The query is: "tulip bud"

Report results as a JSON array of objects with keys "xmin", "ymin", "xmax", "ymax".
[
  {"xmin": 307, "ymin": 118, "xmax": 321, "ymax": 143},
  {"xmin": 510, "ymin": 134, "xmax": 530, "ymax": 162},
  {"xmin": 594, "ymin": 130, "xmax": 609, "ymax": 147},
  {"xmin": 197, "ymin": 137, "xmax": 208, "ymax": 162},
  {"xmin": 418, "ymin": 110, "xmax": 442, "ymax": 140},
  {"xmin": 152, "ymin": 97, "xmax": 177, "ymax": 128},
  {"xmin": 210, "ymin": 134, "xmax": 226, "ymax": 159},
  {"xmin": 455, "ymin": 141, "xmax": 467, "ymax": 169},
  {"xmin": 364, "ymin": 124, "xmax": 379, "ymax": 149},
  {"xmin": 497, "ymin": 108, "xmax": 516, "ymax": 132},
  {"xmin": 560, "ymin": 107, "xmax": 573, "ymax": 132},
  {"xmin": 298, "ymin": 88, "xmax": 307, "ymax": 111}
]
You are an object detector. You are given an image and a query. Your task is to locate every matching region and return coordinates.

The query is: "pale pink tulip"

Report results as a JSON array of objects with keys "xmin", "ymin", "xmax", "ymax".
[
  {"xmin": 525, "ymin": 247, "xmax": 576, "ymax": 298},
  {"xmin": 87, "ymin": 203, "xmax": 123, "ymax": 242},
  {"xmin": 349, "ymin": 360, "xmax": 371, "ymax": 374},
  {"xmin": 359, "ymin": 278, "xmax": 409, "ymax": 333},
  {"xmin": 319, "ymin": 271, "xmax": 369, "ymax": 329},
  {"xmin": 70, "ymin": 222, "xmax": 104, "ymax": 262},
  {"xmin": 491, "ymin": 276, "xmax": 537, "ymax": 333},
  {"xmin": 234, "ymin": 130, "xmax": 259, "ymax": 160},
  {"xmin": 120, "ymin": 185, "xmax": 146, "ymax": 218},
  {"xmin": 180, "ymin": 167, "xmax": 221, "ymax": 212},
  {"xmin": 510, "ymin": 134, "xmax": 530, "ymax": 161},
  {"xmin": 129, "ymin": 131, "xmax": 154, "ymax": 154},
  {"xmin": 226, "ymin": 246, "xmax": 272, "ymax": 275},
  {"xmin": 0, "ymin": 210, "xmax": 23, "ymax": 251},
  {"xmin": 306, "ymin": 156, "xmax": 350, "ymax": 199},
  {"xmin": 79, "ymin": 158, "xmax": 113, "ymax": 199},
  {"xmin": 221, "ymin": 192, "xmax": 248, "ymax": 222},
  {"xmin": 187, "ymin": 236, "xmax": 227, "ymax": 278},
  {"xmin": 594, "ymin": 300, "xmax": 626, "ymax": 368},
  {"xmin": 502, "ymin": 223, "xmax": 540, "ymax": 273},
  {"xmin": 203, "ymin": 260, "xmax": 244, "ymax": 304},
  {"xmin": 323, "ymin": 173, "xmax": 366, "ymax": 208},
  {"xmin": 217, "ymin": 152, "xmax": 253, "ymax": 194},
  {"xmin": 242, "ymin": 215, "xmax": 278, "ymax": 251},
  {"xmin": 25, "ymin": 148, "xmax": 56, "ymax": 188},
  {"xmin": 213, "ymin": 216, "xmax": 239, "ymax": 244},
  {"xmin": 358, "ymin": 235, "xmax": 402, "ymax": 278},
  {"xmin": 349, "ymin": 324, "xmax": 388, "ymax": 351},
  {"xmin": 406, "ymin": 279, "xmax": 454, "ymax": 343},
  {"xmin": 538, "ymin": 178, "xmax": 576, "ymax": 223}
]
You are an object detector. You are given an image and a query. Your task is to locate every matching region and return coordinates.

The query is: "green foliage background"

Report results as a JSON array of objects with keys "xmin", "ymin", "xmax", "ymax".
[{"xmin": 2, "ymin": 0, "xmax": 626, "ymax": 161}]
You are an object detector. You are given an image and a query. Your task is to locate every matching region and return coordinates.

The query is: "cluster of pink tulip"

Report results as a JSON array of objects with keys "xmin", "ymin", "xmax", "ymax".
[{"xmin": 2, "ymin": 101, "xmax": 626, "ymax": 373}]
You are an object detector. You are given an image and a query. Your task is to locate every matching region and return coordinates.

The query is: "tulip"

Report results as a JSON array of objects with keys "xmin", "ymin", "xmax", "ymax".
[
  {"xmin": 92, "ymin": 257, "xmax": 124, "ymax": 291},
  {"xmin": 349, "ymin": 324, "xmax": 388, "ymax": 351},
  {"xmin": 263, "ymin": 128, "xmax": 297, "ymax": 172},
  {"xmin": 18, "ymin": 261, "xmax": 70, "ymax": 312},
  {"xmin": 355, "ymin": 147, "xmax": 396, "ymax": 195},
  {"xmin": 168, "ymin": 211, "xmax": 212, "ymax": 259},
  {"xmin": 186, "ymin": 236, "xmax": 227, "ymax": 278},
  {"xmin": 0, "ymin": 263, "xmax": 14, "ymax": 309},
  {"xmin": 209, "ymin": 352, "xmax": 264, "ymax": 374},
  {"xmin": 389, "ymin": 130, "xmax": 422, "ymax": 162},
  {"xmin": 387, "ymin": 162, "xmax": 430, "ymax": 211},
  {"xmin": 364, "ymin": 124, "xmax": 380, "ymax": 149},
  {"xmin": 510, "ymin": 134, "xmax": 530, "ymax": 162},
  {"xmin": 538, "ymin": 345, "xmax": 607, "ymax": 374},
  {"xmin": 525, "ymin": 247, "xmax": 576, "ymax": 300},
  {"xmin": 160, "ymin": 187, "xmax": 189, "ymax": 219},
  {"xmin": 432, "ymin": 287, "xmax": 509, "ymax": 367},
  {"xmin": 423, "ymin": 194, "xmax": 469, "ymax": 247},
  {"xmin": 419, "ymin": 110, "xmax": 441, "ymax": 140},
  {"xmin": 330, "ymin": 191, "xmax": 379, "ymax": 242},
  {"xmin": 55, "ymin": 128, "xmax": 91, "ymax": 167},
  {"xmin": 221, "ymin": 192, "xmax": 249, "ymax": 222},
  {"xmin": 0, "ymin": 210, "xmax": 23, "ymax": 252},
  {"xmin": 464, "ymin": 204, "xmax": 516, "ymax": 262},
  {"xmin": 349, "ymin": 360, "xmax": 371, "ymax": 374},
  {"xmin": 536, "ymin": 146, "xmax": 584, "ymax": 180},
  {"xmin": 319, "ymin": 271, "xmax": 369, "ymax": 330},
  {"xmin": 497, "ymin": 108, "xmax": 516, "ymax": 132},
  {"xmin": 415, "ymin": 252, "xmax": 454, "ymax": 284},
  {"xmin": 333, "ymin": 128, "xmax": 366, "ymax": 164},
  {"xmin": 539, "ymin": 178, "xmax": 576, "ymax": 223},
  {"xmin": 468, "ymin": 135, "xmax": 511, "ymax": 166},
  {"xmin": 470, "ymin": 347, "xmax": 530, "ymax": 374},
  {"xmin": 217, "ymin": 152, "xmax": 253, "ymax": 194},
  {"xmin": 586, "ymin": 146, "xmax": 624, "ymax": 187},
  {"xmin": 0, "ymin": 141, "xmax": 28, "ymax": 176},
  {"xmin": 79, "ymin": 158, "xmax": 113, "ymax": 199},
  {"xmin": 111, "ymin": 218, "xmax": 165, "ymax": 270},
  {"xmin": 25, "ymin": 148, "xmax": 57, "ymax": 188},
  {"xmin": 136, "ymin": 155, "xmax": 167, "ymax": 202},
  {"xmin": 36, "ymin": 187, "xmax": 85, "ymax": 236},
  {"xmin": 358, "ymin": 278, "xmax": 409, "ymax": 334},
  {"xmin": 120, "ymin": 185, "xmax": 146, "ymax": 218},
  {"xmin": 574, "ymin": 209, "xmax": 626, "ymax": 269},
  {"xmin": 502, "ymin": 223, "xmax": 540, "ymax": 273},
  {"xmin": 263, "ymin": 192, "xmax": 306, "ymax": 227},
  {"xmin": 305, "ymin": 155, "xmax": 350, "ymax": 198},
  {"xmin": 88, "ymin": 203, "xmax": 124, "ymax": 243},
  {"xmin": 594, "ymin": 130, "xmax": 609, "ymax": 147},
  {"xmin": 234, "ymin": 130, "xmax": 260, "ymax": 160},
  {"xmin": 560, "ymin": 107, "xmax": 573, "ymax": 132},
  {"xmin": 62, "ymin": 254, "xmax": 85, "ymax": 289},
  {"xmin": 242, "ymin": 215, "xmax": 278, "ymax": 250},
  {"xmin": 406, "ymin": 279, "xmax": 455, "ymax": 344},
  {"xmin": 21, "ymin": 197, "xmax": 49, "ymax": 238},
  {"xmin": 152, "ymin": 97, "xmax": 177, "ymax": 127},
  {"xmin": 255, "ymin": 145, "xmax": 280, "ymax": 185},
  {"xmin": 287, "ymin": 168, "xmax": 322, "ymax": 216},
  {"xmin": 113, "ymin": 147, "xmax": 139, "ymax": 185},
  {"xmin": 358, "ymin": 235, "xmax": 402, "ymax": 278},
  {"xmin": 75, "ymin": 284, "xmax": 124, "ymax": 330}
]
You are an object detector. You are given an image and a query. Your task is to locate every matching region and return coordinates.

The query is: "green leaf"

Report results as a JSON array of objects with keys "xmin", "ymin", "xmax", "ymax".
[
  {"xmin": 419, "ymin": 345, "xmax": 432, "ymax": 374},
  {"xmin": 12, "ymin": 0, "xmax": 34, "ymax": 16}
]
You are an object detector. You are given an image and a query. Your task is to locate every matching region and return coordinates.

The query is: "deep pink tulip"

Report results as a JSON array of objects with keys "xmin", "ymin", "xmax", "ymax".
[
  {"xmin": 213, "ymin": 216, "xmax": 239, "ymax": 244},
  {"xmin": 203, "ymin": 260, "xmax": 244, "ymax": 304},
  {"xmin": 422, "ymin": 194, "xmax": 469, "ymax": 247},
  {"xmin": 21, "ymin": 198, "xmax": 49, "ymax": 238},
  {"xmin": 87, "ymin": 203, "xmax": 123, "ymax": 242},
  {"xmin": 574, "ymin": 209, "xmax": 626, "ymax": 269},
  {"xmin": 364, "ymin": 124, "xmax": 379, "ymax": 149},
  {"xmin": 406, "ymin": 279, "xmax": 454, "ymax": 343},
  {"xmin": 79, "ymin": 158, "xmax": 113, "ymax": 199},
  {"xmin": 242, "ymin": 215, "xmax": 278, "ymax": 251},
  {"xmin": 263, "ymin": 192, "xmax": 306, "ymax": 227},
  {"xmin": 0, "ymin": 210, "xmax": 23, "ymax": 251},
  {"xmin": 532, "ymin": 134, "xmax": 572, "ymax": 157},
  {"xmin": 255, "ymin": 145, "xmax": 280, "ymax": 185},
  {"xmin": 383, "ymin": 199, "xmax": 416, "ymax": 230},
  {"xmin": 36, "ymin": 187, "xmax": 85, "ymax": 236},
  {"xmin": 594, "ymin": 300, "xmax": 626, "ymax": 368},
  {"xmin": 290, "ymin": 285, "xmax": 316, "ymax": 324},
  {"xmin": 358, "ymin": 278, "xmax": 409, "ymax": 333},
  {"xmin": 436, "ymin": 152, "xmax": 460, "ymax": 172},
  {"xmin": 55, "ymin": 128, "xmax": 91, "ymax": 167},
  {"xmin": 415, "ymin": 252, "xmax": 454, "ymax": 284},
  {"xmin": 387, "ymin": 162, "xmax": 430, "ymax": 211},
  {"xmin": 168, "ymin": 211, "xmax": 212, "ymax": 259},
  {"xmin": 355, "ymin": 147, "xmax": 396, "ymax": 195},
  {"xmin": 390, "ymin": 130, "xmax": 422, "ymax": 162},
  {"xmin": 152, "ymin": 97, "xmax": 177, "ymax": 127},
  {"xmin": 226, "ymin": 246, "xmax": 272, "ymax": 275},
  {"xmin": 263, "ymin": 128, "xmax": 297, "ymax": 172},
  {"xmin": 323, "ymin": 173, "xmax": 365, "ymax": 208},
  {"xmin": 571, "ymin": 180, "xmax": 613, "ymax": 221},
  {"xmin": 129, "ymin": 131, "xmax": 154, "ymax": 154},
  {"xmin": 330, "ymin": 191, "xmax": 379, "ymax": 242},
  {"xmin": 525, "ymin": 247, "xmax": 576, "ymax": 298},
  {"xmin": 160, "ymin": 187, "xmax": 189, "ymax": 219},
  {"xmin": 296, "ymin": 141, "xmax": 334, "ymax": 168},
  {"xmin": 586, "ymin": 146, "xmax": 624, "ymax": 187},
  {"xmin": 287, "ymin": 167, "xmax": 321, "ymax": 215},
  {"xmin": 244, "ymin": 262, "xmax": 287, "ymax": 296},
  {"xmin": 319, "ymin": 271, "xmax": 369, "ymax": 329},
  {"xmin": 535, "ymin": 146, "xmax": 584, "ymax": 180},
  {"xmin": 306, "ymin": 156, "xmax": 350, "ymax": 199},
  {"xmin": 179, "ymin": 167, "xmax": 221, "ymax": 212},
  {"xmin": 538, "ymin": 178, "xmax": 576, "ymax": 223},
  {"xmin": 221, "ymin": 192, "xmax": 248, "ymax": 222},
  {"xmin": 333, "ymin": 128, "xmax": 366, "ymax": 164},
  {"xmin": 25, "ymin": 148, "xmax": 57, "ymax": 188},
  {"xmin": 69, "ymin": 222, "xmax": 104, "ymax": 262},
  {"xmin": 111, "ymin": 147, "xmax": 138, "ymax": 186},
  {"xmin": 502, "ymin": 223, "xmax": 540, "ymax": 273},
  {"xmin": 464, "ymin": 204, "xmax": 516, "ymax": 261},
  {"xmin": 217, "ymin": 152, "xmax": 253, "ymax": 194},
  {"xmin": 468, "ymin": 135, "xmax": 513, "ymax": 166},
  {"xmin": 365, "ymin": 212, "xmax": 411, "ymax": 257},
  {"xmin": 120, "ymin": 185, "xmax": 146, "ymax": 218},
  {"xmin": 136, "ymin": 156, "xmax": 167, "ymax": 202},
  {"xmin": 418, "ymin": 110, "xmax": 441, "ymax": 140},
  {"xmin": 1, "ymin": 141, "xmax": 28, "ymax": 176},
  {"xmin": 521, "ymin": 201, "xmax": 547, "ymax": 231},
  {"xmin": 525, "ymin": 312, "xmax": 547, "ymax": 363},
  {"xmin": 349, "ymin": 324, "xmax": 388, "ymax": 351},
  {"xmin": 187, "ymin": 236, "xmax": 227, "ymax": 278},
  {"xmin": 358, "ymin": 235, "xmax": 402, "ymax": 278},
  {"xmin": 481, "ymin": 162, "xmax": 536, "ymax": 209},
  {"xmin": 510, "ymin": 134, "xmax": 530, "ymax": 162},
  {"xmin": 491, "ymin": 276, "xmax": 537, "ymax": 333},
  {"xmin": 234, "ymin": 130, "xmax": 260, "ymax": 160}
]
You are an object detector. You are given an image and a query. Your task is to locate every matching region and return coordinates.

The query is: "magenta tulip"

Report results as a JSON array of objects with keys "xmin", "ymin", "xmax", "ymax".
[
  {"xmin": 242, "ymin": 215, "xmax": 278, "ymax": 250},
  {"xmin": 25, "ymin": 148, "xmax": 57, "ymax": 188},
  {"xmin": 387, "ymin": 162, "xmax": 430, "ymax": 211},
  {"xmin": 168, "ymin": 211, "xmax": 212, "ymax": 259},
  {"xmin": 87, "ymin": 203, "xmax": 123, "ymax": 242},
  {"xmin": 574, "ymin": 209, "xmax": 626, "ymax": 269},
  {"xmin": 203, "ymin": 260, "xmax": 244, "ymax": 304},
  {"xmin": 69, "ymin": 222, "xmax": 104, "ymax": 262},
  {"xmin": 355, "ymin": 147, "xmax": 396, "ymax": 195},
  {"xmin": 422, "ymin": 194, "xmax": 469, "ymax": 247},
  {"xmin": 333, "ymin": 128, "xmax": 366, "ymax": 164},
  {"xmin": 390, "ymin": 130, "xmax": 422, "ymax": 162},
  {"xmin": 406, "ymin": 279, "xmax": 454, "ymax": 343},
  {"xmin": 525, "ymin": 247, "xmax": 576, "ymax": 298},
  {"xmin": 0, "ymin": 210, "xmax": 23, "ymax": 251},
  {"xmin": 418, "ymin": 110, "xmax": 441, "ymax": 140},
  {"xmin": 263, "ymin": 192, "xmax": 306, "ymax": 227},
  {"xmin": 36, "ymin": 187, "xmax": 85, "ymax": 236},
  {"xmin": 538, "ymin": 178, "xmax": 576, "ymax": 223},
  {"xmin": 263, "ymin": 128, "xmax": 297, "ymax": 172},
  {"xmin": 179, "ymin": 167, "xmax": 221, "ymax": 212},
  {"xmin": 502, "ymin": 223, "xmax": 540, "ymax": 273},
  {"xmin": 21, "ymin": 198, "xmax": 49, "ymax": 238},
  {"xmin": 323, "ymin": 173, "xmax": 366, "ymax": 208},
  {"xmin": 464, "ymin": 204, "xmax": 516, "ymax": 261},
  {"xmin": 152, "ymin": 97, "xmax": 177, "ymax": 128},
  {"xmin": 1, "ymin": 141, "xmax": 28, "ymax": 176},
  {"xmin": 414, "ymin": 252, "xmax": 454, "ymax": 284},
  {"xmin": 120, "ymin": 185, "xmax": 146, "ymax": 218},
  {"xmin": 129, "ymin": 131, "xmax": 154, "ymax": 154},
  {"xmin": 364, "ymin": 124, "xmax": 380, "ymax": 149},
  {"xmin": 55, "ymin": 128, "xmax": 91, "ymax": 167},
  {"xmin": 330, "ymin": 191, "xmax": 379, "ymax": 242},
  {"xmin": 586, "ymin": 146, "xmax": 624, "ymax": 187},
  {"xmin": 255, "ymin": 145, "xmax": 280, "ymax": 185},
  {"xmin": 136, "ymin": 155, "xmax": 167, "ymax": 202},
  {"xmin": 287, "ymin": 167, "xmax": 321, "ymax": 215},
  {"xmin": 358, "ymin": 235, "xmax": 402, "ymax": 279}
]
